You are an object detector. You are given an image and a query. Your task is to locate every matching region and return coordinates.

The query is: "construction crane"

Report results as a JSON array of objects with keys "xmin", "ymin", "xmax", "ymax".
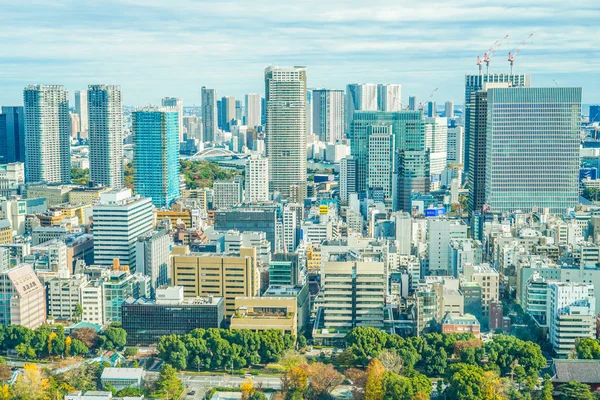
[
  {"xmin": 483, "ymin": 34, "xmax": 509, "ymax": 75},
  {"xmin": 508, "ymin": 33, "xmax": 534, "ymax": 74}
]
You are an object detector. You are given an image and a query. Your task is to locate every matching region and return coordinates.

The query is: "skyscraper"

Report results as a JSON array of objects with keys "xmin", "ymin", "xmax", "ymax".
[
  {"xmin": 367, "ymin": 127, "xmax": 394, "ymax": 197},
  {"xmin": 265, "ymin": 66, "xmax": 307, "ymax": 198},
  {"xmin": 345, "ymin": 83, "xmax": 378, "ymax": 132},
  {"xmin": 245, "ymin": 156, "xmax": 269, "ymax": 203},
  {"xmin": 447, "ymin": 126, "xmax": 464, "ymax": 166},
  {"xmin": 88, "ymin": 85, "xmax": 124, "ymax": 189},
  {"xmin": 426, "ymin": 101, "xmax": 436, "ymax": 118},
  {"xmin": 312, "ymin": 89, "xmax": 345, "ymax": 144},
  {"xmin": 0, "ymin": 106, "xmax": 25, "ymax": 164},
  {"xmin": 340, "ymin": 156, "xmax": 358, "ymax": 203},
  {"xmin": 219, "ymin": 96, "xmax": 236, "ymax": 132},
  {"xmin": 484, "ymin": 87, "xmax": 581, "ymax": 214},
  {"xmin": 245, "ymin": 93, "xmax": 261, "ymax": 127},
  {"xmin": 201, "ymin": 87, "xmax": 217, "ymax": 143},
  {"xmin": 409, "ymin": 96, "xmax": 417, "ymax": 111},
  {"xmin": 133, "ymin": 107, "xmax": 181, "ymax": 208},
  {"xmin": 92, "ymin": 189, "xmax": 153, "ymax": 272},
  {"xmin": 590, "ymin": 105, "xmax": 600, "ymax": 124},
  {"xmin": 235, "ymin": 100, "xmax": 243, "ymax": 123},
  {"xmin": 464, "ymin": 73, "xmax": 531, "ymax": 177},
  {"xmin": 161, "ymin": 97, "xmax": 184, "ymax": 143},
  {"xmin": 23, "ymin": 85, "xmax": 71, "ymax": 184},
  {"xmin": 425, "ymin": 117, "xmax": 448, "ymax": 188},
  {"xmin": 467, "ymin": 87, "xmax": 493, "ymax": 214},
  {"xmin": 377, "ymin": 84, "xmax": 402, "ymax": 112},
  {"xmin": 444, "ymin": 101, "xmax": 455, "ymax": 118},
  {"xmin": 74, "ymin": 90, "xmax": 88, "ymax": 139}
]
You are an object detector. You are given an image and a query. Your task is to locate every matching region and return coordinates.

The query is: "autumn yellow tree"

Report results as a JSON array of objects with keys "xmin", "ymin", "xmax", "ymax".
[
  {"xmin": 11, "ymin": 364, "xmax": 51, "ymax": 399},
  {"xmin": 65, "ymin": 337, "xmax": 72, "ymax": 357},
  {"xmin": 241, "ymin": 377, "xmax": 256, "ymax": 400},
  {"xmin": 365, "ymin": 358, "xmax": 385, "ymax": 400},
  {"xmin": 481, "ymin": 370, "xmax": 507, "ymax": 400},
  {"xmin": 1, "ymin": 384, "xmax": 9, "ymax": 400},
  {"xmin": 48, "ymin": 332, "xmax": 57, "ymax": 356}
]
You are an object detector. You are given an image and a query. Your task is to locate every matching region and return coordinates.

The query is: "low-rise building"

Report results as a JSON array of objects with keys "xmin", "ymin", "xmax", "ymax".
[
  {"xmin": 230, "ymin": 296, "xmax": 297, "ymax": 335},
  {"xmin": 100, "ymin": 368, "xmax": 143, "ymax": 391},
  {"xmin": 441, "ymin": 313, "xmax": 481, "ymax": 338}
]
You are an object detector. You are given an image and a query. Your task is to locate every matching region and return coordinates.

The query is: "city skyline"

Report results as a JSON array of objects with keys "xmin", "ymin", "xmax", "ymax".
[{"xmin": 0, "ymin": 1, "xmax": 598, "ymax": 106}]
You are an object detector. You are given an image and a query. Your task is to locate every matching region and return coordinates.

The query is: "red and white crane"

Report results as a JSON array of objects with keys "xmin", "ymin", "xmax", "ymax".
[
  {"xmin": 483, "ymin": 34, "xmax": 509, "ymax": 75},
  {"xmin": 508, "ymin": 33, "xmax": 534, "ymax": 74}
]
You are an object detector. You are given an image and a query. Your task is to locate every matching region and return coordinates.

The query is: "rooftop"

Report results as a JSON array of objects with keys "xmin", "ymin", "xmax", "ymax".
[
  {"xmin": 101, "ymin": 368, "xmax": 143, "ymax": 380},
  {"xmin": 553, "ymin": 359, "xmax": 600, "ymax": 384}
]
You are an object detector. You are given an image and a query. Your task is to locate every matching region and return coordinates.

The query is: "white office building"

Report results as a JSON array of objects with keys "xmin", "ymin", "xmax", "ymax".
[
  {"xmin": 245, "ymin": 93, "xmax": 261, "ymax": 127},
  {"xmin": 92, "ymin": 189, "xmax": 153, "ymax": 272},
  {"xmin": 427, "ymin": 218, "xmax": 468, "ymax": 276},
  {"xmin": 425, "ymin": 117, "xmax": 448, "ymax": 189},
  {"xmin": 245, "ymin": 156, "xmax": 269, "ymax": 203},
  {"xmin": 447, "ymin": 126, "xmax": 464, "ymax": 166},
  {"xmin": 161, "ymin": 97, "xmax": 184, "ymax": 143},
  {"xmin": 345, "ymin": 83, "xmax": 378, "ymax": 132},
  {"xmin": 265, "ymin": 66, "xmax": 307, "ymax": 199},
  {"xmin": 88, "ymin": 85, "xmax": 124, "ymax": 189},
  {"xmin": 312, "ymin": 89, "xmax": 344, "ymax": 144},
  {"xmin": 23, "ymin": 85, "xmax": 71, "ymax": 184},
  {"xmin": 136, "ymin": 229, "xmax": 171, "ymax": 293},
  {"xmin": 377, "ymin": 84, "xmax": 402, "ymax": 112},
  {"xmin": 549, "ymin": 282, "xmax": 596, "ymax": 358},
  {"xmin": 46, "ymin": 274, "xmax": 88, "ymax": 321},
  {"xmin": 340, "ymin": 156, "xmax": 358, "ymax": 203},
  {"xmin": 213, "ymin": 179, "xmax": 243, "ymax": 209},
  {"xmin": 367, "ymin": 128, "xmax": 394, "ymax": 198},
  {"xmin": 80, "ymin": 280, "xmax": 104, "ymax": 325},
  {"xmin": 74, "ymin": 90, "xmax": 88, "ymax": 139}
]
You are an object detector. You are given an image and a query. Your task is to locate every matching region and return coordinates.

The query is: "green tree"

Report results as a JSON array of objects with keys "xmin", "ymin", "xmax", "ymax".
[
  {"xmin": 423, "ymin": 346, "xmax": 447, "ymax": 376},
  {"xmin": 575, "ymin": 338, "xmax": 600, "ymax": 359},
  {"xmin": 538, "ymin": 374, "xmax": 553, "ymax": 400},
  {"xmin": 70, "ymin": 339, "xmax": 89, "ymax": 356},
  {"xmin": 555, "ymin": 380, "xmax": 595, "ymax": 400},
  {"xmin": 445, "ymin": 363, "xmax": 484, "ymax": 400},
  {"xmin": 485, "ymin": 335, "xmax": 545, "ymax": 376},
  {"xmin": 382, "ymin": 370, "xmax": 431, "ymax": 400},
  {"xmin": 104, "ymin": 326, "xmax": 127, "ymax": 349},
  {"xmin": 124, "ymin": 347, "xmax": 138, "ymax": 358},
  {"xmin": 155, "ymin": 364, "xmax": 183, "ymax": 399},
  {"xmin": 345, "ymin": 327, "xmax": 389, "ymax": 365}
]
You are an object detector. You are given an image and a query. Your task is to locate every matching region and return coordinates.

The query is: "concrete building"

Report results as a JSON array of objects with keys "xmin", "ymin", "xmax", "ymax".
[
  {"xmin": 377, "ymin": 84, "xmax": 402, "ymax": 112},
  {"xmin": 46, "ymin": 274, "xmax": 88, "ymax": 321},
  {"xmin": 201, "ymin": 87, "xmax": 217, "ymax": 143},
  {"xmin": 447, "ymin": 126, "xmax": 464, "ymax": 166},
  {"xmin": 0, "ymin": 220, "xmax": 12, "ymax": 245},
  {"xmin": 102, "ymin": 268, "xmax": 150, "ymax": 324},
  {"xmin": 449, "ymin": 239, "xmax": 483, "ymax": 277},
  {"xmin": 340, "ymin": 156, "xmax": 358, "ymax": 203},
  {"xmin": 367, "ymin": 128, "xmax": 394, "ymax": 198},
  {"xmin": 345, "ymin": 83, "xmax": 378, "ymax": 132},
  {"xmin": 444, "ymin": 101, "xmax": 454, "ymax": 119},
  {"xmin": 219, "ymin": 96, "xmax": 236, "ymax": 132},
  {"xmin": 427, "ymin": 219, "xmax": 468, "ymax": 276},
  {"xmin": 92, "ymin": 189, "xmax": 153, "ymax": 272},
  {"xmin": 312, "ymin": 89, "xmax": 344, "ymax": 144},
  {"xmin": 133, "ymin": 107, "xmax": 181, "ymax": 208},
  {"xmin": 549, "ymin": 282, "xmax": 596, "ymax": 358},
  {"xmin": 171, "ymin": 247, "xmax": 259, "ymax": 316},
  {"xmin": 425, "ymin": 117, "xmax": 448, "ymax": 188},
  {"xmin": 463, "ymin": 263, "xmax": 500, "ymax": 318},
  {"xmin": 214, "ymin": 206, "xmax": 278, "ymax": 252},
  {"xmin": 80, "ymin": 280, "xmax": 104, "ymax": 325},
  {"xmin": 213, "ymin": 179, "xmax": 243, "ymax": 210},
  {"xmin": 265, "ymin": 66, "xmax": 307, "ymax": 199},
  {"xmin": 27, "ymin": 184, "xmax": 72, "ymax": 207},
  {"xmin": 230, "ymin": 296, "xmax": 298, "ymax": 335},
  {"xmin": 0, "ymin": 162, "xmax": 24, "ymax": 198},
  {"xmin": 74, "ymin": 90, "xmax": 88, "ymax": 139},
  {"xmin": 88, "ymin": 85, "xmax": 124, "ymax": 189},
  {"xmin": 245, "ymin": 156, "xmax": 269, "ymax": 203},
  {"xmin": 23, "ymin": 85, "xmax": 71, "ymax": 184},
  {"xmin": 0, "ymin": 264, "xmax": 46, "ymax": 328},
  {"xmin": 136, "ymin": 229, "xmax": 171, "ymax": 294},
  {"xmin": 245, "ymin": 93, "xmax": 262, "ymax": 128}
]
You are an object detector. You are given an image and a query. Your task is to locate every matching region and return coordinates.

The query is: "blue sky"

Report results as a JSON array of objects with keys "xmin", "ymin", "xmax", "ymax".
[{"xmin": 1, "ymin": 0, "xmax": 599, "ymax": 107}]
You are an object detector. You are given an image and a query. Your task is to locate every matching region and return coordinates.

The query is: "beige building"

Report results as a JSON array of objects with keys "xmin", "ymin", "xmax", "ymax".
[
  {"xmin": 0, "ymin": 220, "xmax": 12, "ymax": 245},
  {"xmin": 171, "ymin": 247, "xmax": 259, "ymax": 316},
  {"xmin": 68, "ymin": 186, "xmax": 110, "ymax": 205},
  {"xmin": 0, "ymin": 264, "xmax": 46, "ymax": 328},
  {"xmin": 230, "ymin": 297, "xmax": 297, "ymax": 335},
  {"xmin": 464, "ymin": 263, "xmax": 499, "ymax": 317},
  {"xmin": 156, "ymin": 206, "xmax": 192, "ymax": 228},
  {"xmin": 53, "ymin": 203, "xmax": 91, "ymax": 226},
  {"xmin": 27, "ymin": 185, "xmax": 73, "ymax": 207}
]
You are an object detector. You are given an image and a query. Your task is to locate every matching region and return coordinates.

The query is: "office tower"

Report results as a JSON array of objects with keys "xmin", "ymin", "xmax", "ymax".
[
  {"xmin": 161, "ymin": 97, "xmax": 184, "ymax": 143},
  {"xmin": 132, "ymin": 107, "xmax": 181, "ymax": 208},
  {"xmin": 171, "ymin": 247, "xmax": 259, "ymax": 316},
  {"xmin": 548, "ymin": 282, "xmax": 596, "ymax": 358},
  {"xmin": 427, "ymin": 218, "xmax": 468, "ymax": 276},
  {"xmin": 214, "ymin": 206, "xmax": 278, "ymax": 251},
  {"xmin": 340, "ymin": 156, "xmax": 358, "ymax": 202},
  {"xmin": 306, "ymin": 88, "xmax": 313, "ymax": 137},
  {"xmin": 201, "ymin": 86, "xmax": 217, "ymax": 143},
  {"xmin": 367, "ymin": 127, "xmax": 394, "ymax": 197},
  {"xmin": 183, "ymin": 115, "xmax": 201, "ymax": 141},
  {"xmin": 0, "ymin": 264, "xmax": 46, "ymax": 329},
  {"xmin": 377, "ymin": 84, "xmax": 402, "ymax": 112},
  {"xmin": 393, "ymin": 212, "xmax": 412, "ymax": 255},
  {"xmin": 591, "ymin": 105, "xmax": 600, "ymax": 124},
  {"xmin": 444, "ymin": 101, "xmax": 454, "ymax": 118},
  {"xmin": 213, "ymin": 179, "xmax": 243, "ymax": 209},
  {"xmin": 88, "ymin": 85, "xmax": 124, "ymax": 189},
  {"xmin": 0, "ymin": 107, "xmax": 25, "ymax": 163},
  {"xmin": 270, "ymin": 253, "xmax": 301, "ymax": 285},
  {"xmin": 484, "ymin": 87, "xmax": 581, "ymax": 214},
  {"xmin": 345, "ymin": 83, "xmax": 378, "ymax": 131},
  {"xmin": 408, "ymin": 96, "xmax": 417, "ymax": 111},
  {"xmin": 219, "ymin": 96, "xmax": 236, "ymax": 132},
  {"xmin": 74, "ymin": 90, "xmax": 88, "ymax": 139},
  {"xmin": 467, "ymin": 87, "xmax": 492, "ymax": 214},
  {"xmin": 463, "ymin": 73, "xmax": 531, "ymax": 177},
  {"xmin": 245, "ymin": 93, "xmax": 261, "ymax": 128},
  {"xmin": 265, "ymin": 66, "xmax": 307, "ymax": 198},
  {"xmin": 319, "ymin": 261, "xmax": 385, "ymax": 335},
  {"xmin": 261, "ymin": 97, "xmax": 266, "ymax": 125},
  {"xmin": 136, "ymin": 229, "xmax": 171, "ymax": 294},
  {"xmin": 425, "ymin": 117, "xmax": 448, "ymax": 187},
  {"xmin": 283, "ymin": 204, "xmax": 303, "ymax": 252},
  {"xmin": 312, "ymin": 89, "xmax": 345, "ymax": 144},
  {"xmin": 245, "ymin": 156, "xmax": 269, "ymax": 203},
  {"xmin": 426, "ymin": 101, "xmax": 436, "ymax": 117},
  {"xmin": 70, "ymin": 113, "xmax": 80, "ymax": 139},
  {"xmin": 92, "ymin": 189, "xmax": 153, "ymax": 271},
  {"xmin": 447, "ymin": 126, "xmax": 464, "ymax": 166},
  {"xmin": 122, "ymin": 287, "xmax": 225, "ymax": 345},
  {"xmin": 23, "ymin": 85, "xmax": 71, "ymax": 184},
  {"xmin": 235, "ymin": 100, "xmax": 243, "ymax": 123}
]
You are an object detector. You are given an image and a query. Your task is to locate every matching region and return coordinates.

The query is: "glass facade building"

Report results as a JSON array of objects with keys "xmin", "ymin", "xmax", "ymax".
[
  {"xmin": 132, "ymin": 107, "xmax": 181, "ymax": 208},
  {"xmin": 484, "ymin": 87, "xmax": 582, "ymax": 214}
]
